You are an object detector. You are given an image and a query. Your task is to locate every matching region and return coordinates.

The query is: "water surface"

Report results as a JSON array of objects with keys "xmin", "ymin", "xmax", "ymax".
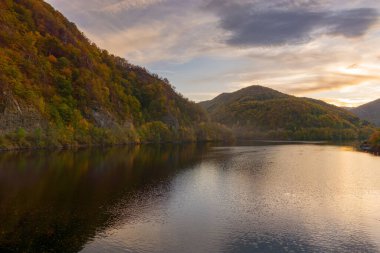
[{"xmin": 0, "ymin": 143, "xmax": 380, "ymax": 252}]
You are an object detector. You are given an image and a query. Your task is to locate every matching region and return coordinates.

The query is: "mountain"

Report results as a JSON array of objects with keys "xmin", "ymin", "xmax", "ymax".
[
  {"xmin": 200, "ymin": 85, "xmax": 373, "ymax": 140},
  {"xmin": 351, "ymin": 99, "xmax": 380, "ymax": 127},
  {"xmin": 0, "ymin": 0, "xmax": 232, "ymax": 149}
]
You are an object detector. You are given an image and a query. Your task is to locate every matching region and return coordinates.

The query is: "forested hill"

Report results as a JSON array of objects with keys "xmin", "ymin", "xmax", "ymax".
[
  {"xmin": 0, "ymin": 0, "xmax": 231, "ymax": 149},
  {"xmin": 351, "ymin": 99, "xmax": 380, "ymax": 127},
  {"xmin": 200, "ymin": 85, "xmax": 374, "ymax": 140}
]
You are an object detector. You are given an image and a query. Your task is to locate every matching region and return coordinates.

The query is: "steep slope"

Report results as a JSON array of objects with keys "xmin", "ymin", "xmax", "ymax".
[
  {"xmin": 0, "ymin": 0, "xmax": 231, "ymax": 149},
  {"xmin": 200, "ymin": 85, "xmax": 373, "ymax": 140},
  {"xmin": 351, "ymin": 99, "xmax": 380, "ymax": 126}
]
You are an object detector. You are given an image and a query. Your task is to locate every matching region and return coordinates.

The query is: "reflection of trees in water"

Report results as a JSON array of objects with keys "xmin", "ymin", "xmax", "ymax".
[{"xmin": 0, "ymin": 144, "xmax": 208, "ymax": 252}]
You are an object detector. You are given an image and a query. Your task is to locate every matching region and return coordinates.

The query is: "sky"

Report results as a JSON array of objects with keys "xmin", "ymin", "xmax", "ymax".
[{"xmin": 45, "ymin": 0, "xmax": 380, "ymax": 107}]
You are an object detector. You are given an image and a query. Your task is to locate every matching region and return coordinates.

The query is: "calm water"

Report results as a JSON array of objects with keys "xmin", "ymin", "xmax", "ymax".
[{"xmin": 0, "ymin": 143, "xmax": 380, "ymax": 253}]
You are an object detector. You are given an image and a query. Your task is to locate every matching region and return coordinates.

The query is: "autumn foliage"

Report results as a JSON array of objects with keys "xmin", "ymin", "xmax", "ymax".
[
  {"xmin": 369, "ymin": 131, "xmax": 380, "ymax": 149},
  {"xmin": 200, "ymin": 86, "xmax": 374, "ymax": 141},
  {"xmin": 0, "ymin": 0, "xmax": 230, "ymax": 149}
]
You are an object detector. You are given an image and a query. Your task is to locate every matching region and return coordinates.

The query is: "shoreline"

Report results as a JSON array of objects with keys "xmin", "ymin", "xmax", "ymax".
[{"xmin": 0, "ymin": 138, "xmax": 368, "ymax": 153}]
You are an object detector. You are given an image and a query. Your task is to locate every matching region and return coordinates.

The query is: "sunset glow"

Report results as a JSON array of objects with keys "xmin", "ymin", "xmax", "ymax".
[{"xmin": 46, "ymin": 0, "xmax": 380, "ymax": 105}]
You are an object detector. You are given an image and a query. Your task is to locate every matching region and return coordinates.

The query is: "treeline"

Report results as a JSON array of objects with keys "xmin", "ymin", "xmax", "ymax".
[{"xmin": 0, "ymin": 122, "xmax": 233, "ymax": 150}]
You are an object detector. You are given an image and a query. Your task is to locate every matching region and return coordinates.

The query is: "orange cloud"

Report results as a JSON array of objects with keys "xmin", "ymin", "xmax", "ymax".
[{"xmin": 288, "ymin": 72, "xmax": 380, "ymax": 94}]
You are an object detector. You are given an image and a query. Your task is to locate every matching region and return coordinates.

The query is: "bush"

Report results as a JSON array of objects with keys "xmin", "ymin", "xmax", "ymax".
[
  {"xmin": 6, "ymin": 127, "xmax": 31, "ymax": 148},
  {"xmin": 57, "ymin": 103, "xmax": 74, "ymax": 123},
  {"xmin": 196, "ymin": 122, "xmax": 234, "ymax": 142},
  {"xmin": 176, "ymin": 127, "xmax": 196, "ymax": 142},
  {"xmin": 32, "ymin": 128, "xmax": 45, "ymax": 147},
  {"xmin": 369, "ymin": 131, "xmax": 380, "ymax": 146},
  {"xmin": 139, "ymin": 121, "xmax": 172, "ymax": 143},
  {"xmin": 56, "ymin": 75, "xmax": 73, "ymax": 97},
  {"xmin": 0, "ymin": 135, "xmax": 12, "ymax": 150},
  {"xmin": 16, "ymin": 127, "xmax": 26, "ymax": 140}
]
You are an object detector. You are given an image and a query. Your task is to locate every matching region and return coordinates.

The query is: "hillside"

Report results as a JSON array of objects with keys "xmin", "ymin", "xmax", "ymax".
[
  {"xmin": 200, "ymin": 85, "xmax": 373, "ymax": 140},
  {"xmin": 351, "ymin": 99, "xmax": 380, "ymax": 127},
  {"xmin": 0, "ymin": 0, "xmax": 232, "ymax": 149}
]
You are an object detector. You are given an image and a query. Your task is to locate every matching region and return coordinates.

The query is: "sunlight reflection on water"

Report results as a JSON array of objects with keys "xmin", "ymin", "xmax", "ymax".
[{"xmin": 0, "ymin": 144, "xmax": 379, "ymax": 252}]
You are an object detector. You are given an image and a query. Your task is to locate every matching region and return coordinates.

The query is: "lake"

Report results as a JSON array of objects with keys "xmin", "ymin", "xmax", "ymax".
[{"xmin": 0, "ymin": 143, "xmax": 380, "ymax": 253}]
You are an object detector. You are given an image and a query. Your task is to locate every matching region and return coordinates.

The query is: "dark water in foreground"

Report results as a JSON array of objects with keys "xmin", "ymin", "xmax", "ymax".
[{"xmin": 0, "ymin": 143, "xmax": 380, "ymax": 253}]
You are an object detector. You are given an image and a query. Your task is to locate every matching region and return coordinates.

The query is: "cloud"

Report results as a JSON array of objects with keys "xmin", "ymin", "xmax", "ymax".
[
  {"xmin": 325, "ymin": 8, "xmax": 379, "ymax": 37},
  {"xmin": 312, "ymin": 79, "xmax": 380, "ymax": 107},
  {"xmin": 286, "ymin": 72, "xmax": 380, "ymax": 94},
  {"xmin": 101, "ymin": 0, "xmax": 164, "ymax": 13},
  {"xmin": 46, "ymin": 0, "xmax": 380, "ymax": 106},
  {"xmin": 207, "ymin": 0, "xmax": 379, "ymax": 46},
  {"xmin": 46, "ymin": 0, "xmax": 227, "ymax": 64}
]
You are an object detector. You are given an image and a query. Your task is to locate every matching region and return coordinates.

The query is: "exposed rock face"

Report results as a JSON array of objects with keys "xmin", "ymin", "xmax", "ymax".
[
  {"xmin": 0, "ymin": 90, "xmax": 47, "ymax": 134},
  {"xmin": 162, "ymin": 114, "xmax": 179, "ymax": 130},
  {"xmin": 90, "ymin": 109, "xmax": 119, "ymax": 129}
]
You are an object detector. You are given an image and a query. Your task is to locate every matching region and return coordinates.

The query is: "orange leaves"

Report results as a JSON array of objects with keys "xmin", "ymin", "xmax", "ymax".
[
  {"xmin": 369, "ymin": 131, "xmax": 380, "ymax": 145},
  {"xmin": 48, "ymin": 54, "xmax": 57, "ymax": 63}
]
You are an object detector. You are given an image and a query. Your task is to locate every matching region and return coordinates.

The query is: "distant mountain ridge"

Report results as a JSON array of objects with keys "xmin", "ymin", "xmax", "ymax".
[
  {"xmin": 350, "ymin": 99, "xmax": 380, "ymax": 127},
  {"xmin": 200, "ymin": 85, "xmax": 373, "ymax": 140}
]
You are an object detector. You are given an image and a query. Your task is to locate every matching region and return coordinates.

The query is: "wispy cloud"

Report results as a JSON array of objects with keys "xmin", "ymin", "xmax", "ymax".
[
  {"xmin": 286, "ymin": 72, "xmax": 379, "ymax": 94},
  {"xmin": 101, "ymin": 0, "xmax": 164, "ymax": 13}
]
